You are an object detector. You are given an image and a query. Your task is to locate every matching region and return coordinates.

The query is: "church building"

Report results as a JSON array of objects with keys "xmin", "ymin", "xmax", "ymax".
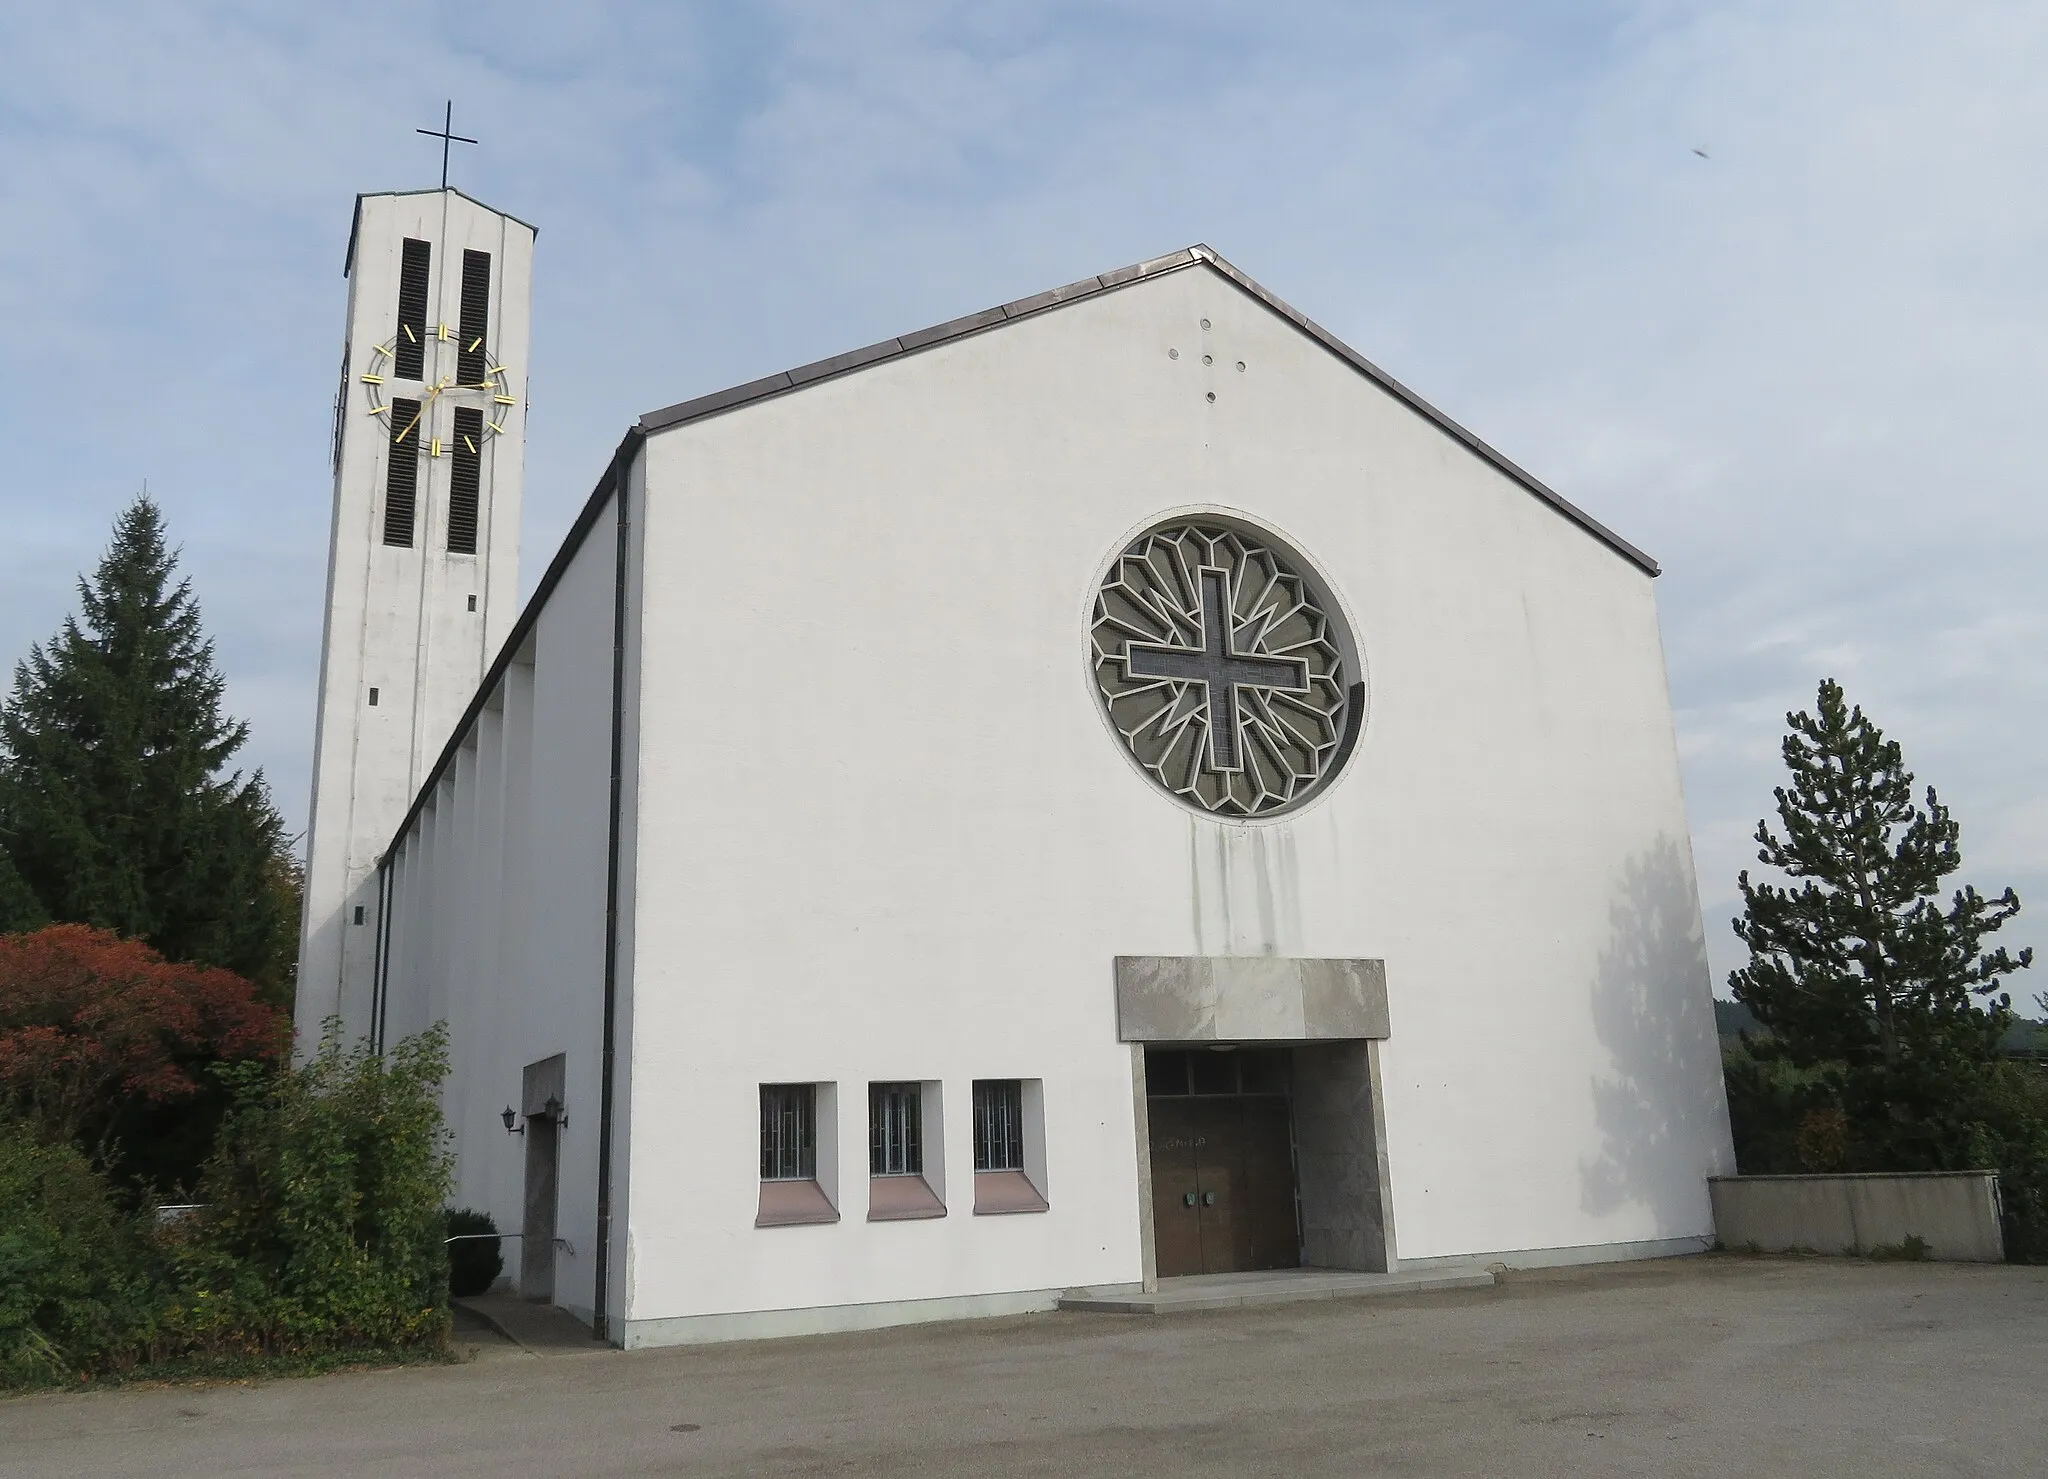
[{"xmin": 300, "ymin": 189, "xmax": 1735, "ymax": 1347}]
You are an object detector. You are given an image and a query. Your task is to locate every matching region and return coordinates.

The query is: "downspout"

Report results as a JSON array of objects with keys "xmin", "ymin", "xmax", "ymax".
[
  {"xmin": 373, "ymin": 856, "xmax": 394, "ymax": 1054},
  {"xmin": 592, "ymin": 436, "xmax": 640, "ymax": 1344}
]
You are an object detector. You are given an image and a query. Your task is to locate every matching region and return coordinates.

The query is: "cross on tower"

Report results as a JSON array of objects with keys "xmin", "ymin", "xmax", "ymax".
[
  {"xmin": 416, "ymin": 100, "xmax": 478, "ymax": 190},
  {"xmin": 1125, "ymin": 567, "xmax": 1310, "ymax": 772}
]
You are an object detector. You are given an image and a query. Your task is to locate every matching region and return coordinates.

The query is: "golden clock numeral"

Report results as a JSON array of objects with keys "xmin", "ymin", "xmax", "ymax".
[
  {"xmin": 463, "ymin": 435, "xmax": 477, "ymax": 454},
  {"xmin": 493, "ymin": 394, "xmax": 516, "ymax": 405},
  {"xmin": 430, "ymin": 437, "xmax": 443, "ymax": 458},
  {"xmin": 360, "ymin": 373, "xmax": 384, "ymax": 385},
  {"xmin": 487, "ymin": 364, "xmax": 508, "ymax": 375},
  {"xmin": 369, "ymin": 343, "xmax": 390, "ymax": 360},
  {"xmin": 486, "ymin": 420, "xmax": 505, "ymax": 435},
  {"xmin": 367, "ymin": 404, "xmax": 388, "ymax": 416},
  {"xmin": 402, "ymin": 325, "xmax": 417, "ymax": 343},
  {"xmin": 437, "ymin": 323, "xmax": 452, "ymax": 341},
  {"xmin": 467, "ymin": 336, "xmax": 482, "ymax": 352}
]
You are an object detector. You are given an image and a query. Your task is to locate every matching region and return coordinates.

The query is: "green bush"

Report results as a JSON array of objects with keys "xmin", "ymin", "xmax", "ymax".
[
  {"xmin": 445, "ymin": 1208, "xmax": 503, "ymax": 1298},
  {"xmin": 169, "ymin": 1021, "xmax": 454, "ymax": 1355},
  {"xmin": 0, "ymin": 1022, "xmax": 456, "ymax": 1387},
  {"xmin": 1962, "ymin": 1062, "xmax": 2048, "ymax": 1264},
  {"xmin": 1721, "ymin": 1039, "xmax": 1849, "ymax": 1174},
  {"xmin": 0, "ymin": 1132, "xmax": 154, "ymax": 1385}
]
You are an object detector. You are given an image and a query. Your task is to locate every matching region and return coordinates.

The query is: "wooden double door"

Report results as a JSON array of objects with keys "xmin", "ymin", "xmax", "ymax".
[{"xmin": 1148, "ymin": 1093, "xmax": 1300, "ymax": 1277}]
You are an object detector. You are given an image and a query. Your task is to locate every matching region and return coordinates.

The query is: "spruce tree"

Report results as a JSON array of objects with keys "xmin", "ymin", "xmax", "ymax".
[
  {"xmin": 1730, "ymin": 679, "xmax": 2032, "ymax": 1167},
  {"xmin": 0, "ymin": 845, "xmax": 47, "ymax": 934},
  {"xmin": 0, "ymin": 498, "xmax": 294, "ymax": 992}
]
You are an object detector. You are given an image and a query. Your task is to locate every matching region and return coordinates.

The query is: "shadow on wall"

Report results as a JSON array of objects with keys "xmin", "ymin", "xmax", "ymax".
[{"xmin": 1578, "ymin": 835, "xmax": 1733, "ymax": 1222}]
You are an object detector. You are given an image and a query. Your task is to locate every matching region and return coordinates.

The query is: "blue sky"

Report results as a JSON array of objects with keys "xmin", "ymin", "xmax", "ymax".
[{"xmin": 2, "ymin": 1, "xmax": 2042, "ymax": 994}]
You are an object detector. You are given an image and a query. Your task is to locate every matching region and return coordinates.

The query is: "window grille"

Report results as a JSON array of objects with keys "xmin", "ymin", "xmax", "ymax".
[
  {"xmin": 383, "ymin": 398, "xmax": 420, "ymax": 546},
  {"xmin": 448, "ymin": 406, "xmax": 482, "ymax": 554},
  {"xmin": 759, "ymin": 1084, "xmax": 816, "ymax": 1181},
  {"xmin": 394, "ymin": 238, "xmax": 431, "ymax": 381},
  {"xmin": 972, "ymin": 1080, "xmax": 1024, "ymax": 1172},
  {"xmin": 869, "ymin": 1082, "xmax": 922, "ymax": 1177},
  {"xmin": 457, "ymin": 249, "xmax": 491, "ymax": 386}
]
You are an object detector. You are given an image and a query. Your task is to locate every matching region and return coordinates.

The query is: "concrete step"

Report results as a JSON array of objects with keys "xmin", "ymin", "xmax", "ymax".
[
  {"xmin": 1058, "ymin": 1266, "xmax": 1497, "ymax": 1314},
  {"xmin": 453, "ymin": 1292, "xmax": 615, "ymax": 1354}
]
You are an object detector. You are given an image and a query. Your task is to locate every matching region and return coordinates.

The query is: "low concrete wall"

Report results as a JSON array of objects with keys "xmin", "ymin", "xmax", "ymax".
[{"xmin": 1708, "ymin": 1172, "xmax": 2004, "ymax": 1262}]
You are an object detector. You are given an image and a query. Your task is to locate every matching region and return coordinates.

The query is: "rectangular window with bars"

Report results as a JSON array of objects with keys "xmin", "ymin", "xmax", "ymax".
[
  {"xmin": 972, "ymin": 1079, "xmax": 1025, "ymax": 1172},
  {"xmin": 457, "ymin": 249, "xmax": 491, "ymax": 385},
  {"xmin": 759, "ymin": 1083, "xmax": 816, "ymax": 1181},
  {"xmin": 867, "ymin": 1081, "xmax": 946, "ymax": 1220},
  {"xmin": 448, "ymin": 406, "xmax": 482, "ymax": 554},
  {"xmin": 972, "ymin": 1078, "xmax": 1048, "ymax": 1215},
  {"xmin": 393, "ymin": 238, "xmax": 431, "ymax": 380},
  {"xmin": 757, "ymin": 1082, "xmax": 838, "ymax": 1228},
  {"xmin": 383, "ymin": 398, "xmax": 420, "ymax": 547},
  {"xmin": 868, "ymin": 1082, "xmax": 922, "ymax": 1176}
]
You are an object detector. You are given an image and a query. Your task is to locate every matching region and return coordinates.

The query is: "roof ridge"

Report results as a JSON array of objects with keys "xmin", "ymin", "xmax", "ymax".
[{"xmin": 634, "ymin": 245, "xmax": 1657, "ymax": 576}]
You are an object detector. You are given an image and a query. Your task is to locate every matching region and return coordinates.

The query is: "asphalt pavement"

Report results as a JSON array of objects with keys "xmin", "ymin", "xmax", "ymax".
[{"xmin": 4, "ymin": 1255, "xmax": 2043, "ymax": 1477}]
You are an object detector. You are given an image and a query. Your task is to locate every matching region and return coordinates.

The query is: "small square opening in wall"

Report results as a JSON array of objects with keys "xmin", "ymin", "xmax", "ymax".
[
  {"xmin": 973, "ymin": 1078, "xmax": 1049, "ymax": 1214},
  {"xmin": 869, "ymin": 1081, "xmax": 946, "ymax": 1221},
  {"xmin": 757, "ymin": 1083, "xmax": 839, "ymax": 1228},
  {"xmin": 367, "ymin": 687, "xmax": 379, "ymax": 707},
  {"xmin": 352, "ymin": 906, "xmax": 365, "ymax": 926},
  {"xmin": 466, "ymin": 595, "xmax": 477, "ymax": 612}
]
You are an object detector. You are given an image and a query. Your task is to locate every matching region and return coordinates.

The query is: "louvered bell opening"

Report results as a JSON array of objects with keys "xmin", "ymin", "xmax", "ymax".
[
  {"xmin": 394, "ymin": 238, "xmax": 431, "ymax": 381},
  {"xmin": 457, "ymin": 249, "xmax": 491, "ymax": 386},
  {"xmin": 447, "ymin": 406, "xmax": 482, "ymax": 555},
  {"xmin": 383, "ymin": 398, "xmax": 420, "ymax": 547}
]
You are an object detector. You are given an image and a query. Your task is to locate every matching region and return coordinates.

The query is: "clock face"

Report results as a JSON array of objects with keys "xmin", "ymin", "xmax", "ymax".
[{"xmin": 357, "ymin": 323, "xmax": 517, "ymax": 460}]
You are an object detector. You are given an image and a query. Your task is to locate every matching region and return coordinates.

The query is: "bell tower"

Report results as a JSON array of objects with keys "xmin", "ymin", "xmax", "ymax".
[{"xmin": 297, "ymin": 188, "xmax": 534, "ymax": 1043}]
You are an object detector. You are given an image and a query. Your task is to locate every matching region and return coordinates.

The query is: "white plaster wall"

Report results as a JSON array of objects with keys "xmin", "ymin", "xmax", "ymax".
[
  {"xmin": 621, "ymin": 261, "xmax": 1732, "ymax": 1325},
  {"xmin": 299, "ymin": 190, "xmax": 531, "ymax": 1045},
  {"xmin": 377, "ymin": 495, "xmax": 621, "ymax": 1324}
]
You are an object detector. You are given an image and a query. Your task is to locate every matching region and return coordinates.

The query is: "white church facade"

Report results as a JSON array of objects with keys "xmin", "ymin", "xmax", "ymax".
[{"xmin": 302, "ymin": 190, "xmax": 1734, "ymax": 1346}]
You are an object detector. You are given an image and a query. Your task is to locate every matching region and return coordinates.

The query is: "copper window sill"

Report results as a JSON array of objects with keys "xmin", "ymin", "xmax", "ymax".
[
  {"xmin": 756, "ymin": 1178, "xmax": 839, "ymax": 1227},
  {"xmin": 867, "ymin": 1174, "xmax": 947, "ymax": 1221},
  {"xmin": 973, "ymin": 1169, "xmax": 1049, "ymax": 1215}
]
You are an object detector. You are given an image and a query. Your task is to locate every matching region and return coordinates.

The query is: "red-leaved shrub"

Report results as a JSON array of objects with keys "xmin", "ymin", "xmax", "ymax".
[{"xmin": 0, "ymin": 924, "xmax": 286, "ymax": 1149}]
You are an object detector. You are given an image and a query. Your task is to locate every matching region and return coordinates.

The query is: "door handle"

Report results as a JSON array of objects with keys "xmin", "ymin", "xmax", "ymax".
[
  {"xmin": 1183, "ymin": 1192, "xmax": 1196, "ymax": 1207},
  {"xmin": 1202, "ymin": 1192, "xmax": 1216, "ymax": 1206}
]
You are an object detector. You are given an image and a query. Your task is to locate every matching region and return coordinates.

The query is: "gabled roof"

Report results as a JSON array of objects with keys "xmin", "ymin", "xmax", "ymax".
[
  {"xmin": 344, "ymin": 189, "xmax": 540, "ymax": 277},
  {"xmin": 639, "ymin": 244, "xmax": 1658, "ymax": 576}
]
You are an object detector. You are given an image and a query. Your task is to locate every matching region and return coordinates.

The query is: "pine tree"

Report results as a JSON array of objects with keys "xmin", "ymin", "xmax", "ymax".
[
  {"xmin": 1730, "ymin": 679, "xmax": 2033, "ymax": 1167},
  {"xmin": 0, "ymin": 498, "xmax": 295, "ymax": 992}
]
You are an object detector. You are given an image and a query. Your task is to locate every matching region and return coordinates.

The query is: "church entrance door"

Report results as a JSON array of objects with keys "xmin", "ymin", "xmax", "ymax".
[{"xmin": 1145, "ymin": 1048, "xmax": 1299, "ymax": 1277}]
